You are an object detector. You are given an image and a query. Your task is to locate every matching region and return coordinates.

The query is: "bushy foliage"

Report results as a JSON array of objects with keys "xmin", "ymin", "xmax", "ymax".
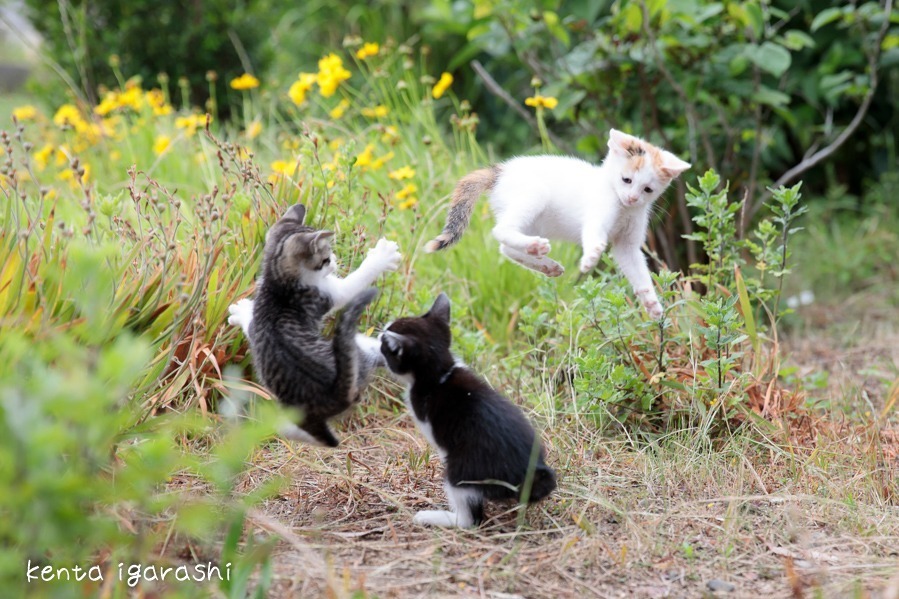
[{"xmin": 23, "ymin": 0, "xmax": 273, "ymax": 111}]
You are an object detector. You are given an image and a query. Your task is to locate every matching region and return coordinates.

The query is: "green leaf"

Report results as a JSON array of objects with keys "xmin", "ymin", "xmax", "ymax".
[
  {"xmin": 745, "ymin": 41, "xmax": 792, "ymax": 77},
  {"xmin": 810, "ymin": 7, "xmax": 843, "ymax": 31},
  {"xmin": 781, "ymin": 29, "xmax": 816, "ymax": 50},
  {"xmin": 543, "ymin": 11, "xmax": 571, "ymax": 46},
  {"xmin": 753, "ymin": 85, "xmax": 791, "ymax": 107},
  {"xmin": 744, "ymin": 2, "xmax": 764, "ymax": 38},
  {"xmin": 621, "ymin": 2, "xmax": 643, "ymax": 33}
]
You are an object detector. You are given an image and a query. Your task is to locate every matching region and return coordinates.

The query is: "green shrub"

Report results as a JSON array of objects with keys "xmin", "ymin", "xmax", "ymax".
[{"xmin": 23, "ymin": 0, "xmax": 274, "ymax": 111}]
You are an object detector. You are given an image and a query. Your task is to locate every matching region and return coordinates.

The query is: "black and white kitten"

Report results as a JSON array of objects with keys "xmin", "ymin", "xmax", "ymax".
[
  {"xmin": 233, "ymin": 204, "xmax": 390, "ymax": 447},
  {"xmin": 380, "ymin": 294, "xmax": 556, "ymax": 527}
]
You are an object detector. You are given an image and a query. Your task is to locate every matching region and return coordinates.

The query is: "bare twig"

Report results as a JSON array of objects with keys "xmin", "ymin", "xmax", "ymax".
[
  {"xmin": 751, "ymin": 0, "xmax": 894, "ymax": 217},
  {"xmin": 471, "ymin": 60, "xmax": 574, "ymax": 154}
]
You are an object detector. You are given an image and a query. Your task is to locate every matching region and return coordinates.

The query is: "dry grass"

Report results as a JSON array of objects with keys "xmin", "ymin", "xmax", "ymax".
[{"xmin": 222, "ymin": 336, "xmax": 899, "ymax": 599}]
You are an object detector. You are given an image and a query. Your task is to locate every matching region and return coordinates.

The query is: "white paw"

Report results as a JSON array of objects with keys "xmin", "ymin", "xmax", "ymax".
[
  {"xmin": 526, "ymin": 237, "xmax": 551, "ymax": 257},
  {"xmin": 636, "ymin": 289, "xmax": 664, "ymax": 320},
  {"xmin": 367, "ymin": 238, "xmax": 402, "ymax": 272},
  {"xmin": 413, "ymin": 510, "xmax": 467, "ymax": 528},
  {"xmin": 227, "ymin": 298, "xmax": 254, "ymax": 334},
  {"xmin": 279, "ymin": 424, "xmax": 327, "ymax": 446},
  {"xmin": 579, "ymin": 244, "xmax": 607, "ymax": 274},
  {"xmin": 540, "ymin": 260, "xmax": 565, "ymax": 278}
]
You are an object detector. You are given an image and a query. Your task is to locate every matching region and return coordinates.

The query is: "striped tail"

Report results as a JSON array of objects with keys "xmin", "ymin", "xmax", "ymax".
[
  {"xmin": 424, "ymin": 166, "xmax": 498, "ymax": 252},
  {"xmin": 332, "ymin": 288, "xmax": 378, "ymax": 406}
]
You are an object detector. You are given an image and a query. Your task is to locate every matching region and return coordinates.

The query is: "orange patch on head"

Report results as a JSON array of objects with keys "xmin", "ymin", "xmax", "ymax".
[{"xmin": 628, "ymin": 154, "xmax": 646, "ymax": 170}]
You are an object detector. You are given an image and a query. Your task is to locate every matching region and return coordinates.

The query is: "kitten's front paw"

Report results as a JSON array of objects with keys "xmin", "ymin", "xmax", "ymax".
[
  {"xmin": 579, "ymin": 243, "xmax": 607, "ymax": 274},
  {"xmin": 413, "ymin": 510, "xmax": 468, "ymax": 528},
  {"xmin": 367, "ymin": 238, "xmax": 402, "ymax": 272},
  {"xmin": 636, "ymin": 289, "xmax": 664, "ymax": 320},
  {"xmin": 227, "ymin": 298, "xmax": 254, "ymax": 334},
  {"xmin": 526, "ymin": 237, "xmax": 551, "ymax": 257}
]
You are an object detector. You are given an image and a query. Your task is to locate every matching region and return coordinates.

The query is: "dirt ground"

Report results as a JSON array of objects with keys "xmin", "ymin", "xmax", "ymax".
[{"xmin": 240, "ymin": 296, "xmax": 899, "ymax": 598}]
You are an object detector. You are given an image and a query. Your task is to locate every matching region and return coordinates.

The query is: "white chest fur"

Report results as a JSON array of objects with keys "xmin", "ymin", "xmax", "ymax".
[{"xmin": 403, "ymin": 388, "xmax": 447, "ymax": 461}]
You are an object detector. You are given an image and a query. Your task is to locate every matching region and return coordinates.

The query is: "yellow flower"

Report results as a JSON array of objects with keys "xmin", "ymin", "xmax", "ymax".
[
  {"xmin": 34, "ymin": 144, "xmax": 55, "ymax": 171},
  {"xmin": 245, "ymin": 120, "xmax": 263, "ymax": 139},
  {"xmin": 316, "ymin": 53, "xmax": 351, "ymax": 97},
  {"xmin": 288, "ymin": 73, "xmax": 317, "ymax": 106},
  {"xmin": 175, "ymin": 113, "xmax": 208, "ymax": 137},
  {"xmin": 153, "ymin": 135, "xmax": 171, "ymax": 156},
  {"xmin": 388, "ymin": 165, "xmax": 415, "ymax": 180},
  {"xmin": 329, "ymin": 99, "xmax": 350, "ymax": 119},
  {"xmin": 94, "ymin": 93, "xmax": 120, "ymax": 116},
  {"xmin": 12, "ymin": 105, "xmax": 38, "ymax": 121},
  {"xmin": 398, "ymin": 197, "xmax": 418, "ymax": 210},
  {"xmin": 432, "ymin": 72, "xmax": 453, "ymax": 99},
  {"xmin": 525, "ymin": 95, "xmax": 559, "ymax": 110},
  {"xmin": 53, "ymin": 104, "xmax": 85, "ymax": 128},
  {"xmin": 355, "ymin": 144, "xmax": 375, "ymax": 168},
  {"xmin": 146, "ymin": 89, "xmax": 173, "ymax": 116},
  {"xmin": 396, "ymin": 183, "xmax": 418, "ymax": 200},
  {"xmin": 270, "ymin": 160, "xmax": 298, "ymax": 178},
  {"xmin": 118, "ymin": 86, "xmax": 143, "ymax": 111},
  {"xmin": 230, "ymin": 73, "xmax": 260, "ymax": 90},
  {"xmin": 370, "ymin": 151, "xmax": 394, "ymax": 170},
  {"xmin": 361, "ymin": 105, "xmax": 389, "ymax": 118},
  {"xmin": 355, "ymin": 42, "xmax": 380, "ymax": 60}
]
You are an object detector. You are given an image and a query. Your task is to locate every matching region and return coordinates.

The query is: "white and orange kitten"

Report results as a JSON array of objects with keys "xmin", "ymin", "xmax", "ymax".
[{"xmin": 425, "ymin": 129, "xmax": 690, "ymax": 319}]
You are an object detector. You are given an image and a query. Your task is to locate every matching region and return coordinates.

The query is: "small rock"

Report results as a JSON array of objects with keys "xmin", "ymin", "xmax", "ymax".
[{"xmin": 706, "ymin": 579, "xmax": 736, "ymax": 593}]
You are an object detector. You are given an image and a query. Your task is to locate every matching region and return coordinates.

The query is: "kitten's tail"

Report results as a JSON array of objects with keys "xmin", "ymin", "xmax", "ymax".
[
  {"xmin": 424, "ymin": 166, "xmax": 499, "ymax": 252},
  {"xmin": 332, "ymin": 287, "xmax": 378, "ymax": 406}
]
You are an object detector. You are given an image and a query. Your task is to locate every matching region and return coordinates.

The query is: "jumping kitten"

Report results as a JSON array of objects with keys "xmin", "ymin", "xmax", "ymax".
[
  {"xmin": 230, "ymin": 204, "xmax": 401, "ymax": 447},
  {"xmin": 228, "ymin": 205, "xmax": 402, "ymax": 383},
  {"xmin": 424, "ymin": 129, "xmax": 691, "ymax": 319},
  {"xmin": 380, "ymin": 293, "xmax": 556, "ymax": 528}
]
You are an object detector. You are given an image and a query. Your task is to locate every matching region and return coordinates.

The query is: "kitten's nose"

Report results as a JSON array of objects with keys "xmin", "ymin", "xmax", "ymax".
[{"xmin": 626, "ymin": 196, "xmax": 639, "ymax": 205}]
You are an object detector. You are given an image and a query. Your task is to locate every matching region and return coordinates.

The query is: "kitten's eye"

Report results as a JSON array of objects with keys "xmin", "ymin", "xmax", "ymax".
[
  {"xmin": 644, "ymin": 187, "xmax": 653, "ymax": 193},
  {"xmin": 622, "ymin": 177, "xmax": 632, "ymax": 184},
  {"xmin": 321, "ymin": 257, "xmax": 330, "ymax": 267}
]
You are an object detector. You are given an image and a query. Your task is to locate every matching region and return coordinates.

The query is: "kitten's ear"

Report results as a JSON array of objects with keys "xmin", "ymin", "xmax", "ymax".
[
  {"xmin": 381, "ymin": 331, "xmax": 404, "ymax": 358},
  {"xmin": 311, "ymin": 230, "xmax": 335, "ymax": 251},
  {"xmin": 427, "ymin": 293, "xmax": 451, "ymax": 324},
  {"xmin": 658, "ymin": 151, "xmax": 691, "ymax": 179},
  {"xmin": 608, "ymin": 129, "xmax": 640, "ymax": 157},
  {"xmin": 283, "ymin": 204, "xmax": 307, "ymax": 223}
]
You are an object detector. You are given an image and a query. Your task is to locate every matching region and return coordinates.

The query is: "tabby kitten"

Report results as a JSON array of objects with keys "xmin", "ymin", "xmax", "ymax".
[
  {"xmin": 380, "ymin": 294, "xmax": 556, "ymax": 527},
  {"xmin": 425, "ymin": 129, "xmax": 691, "ymax": 319},
  {"xmin": 239, "ymin": 204, "xmax": 385, "ymax": 447}
]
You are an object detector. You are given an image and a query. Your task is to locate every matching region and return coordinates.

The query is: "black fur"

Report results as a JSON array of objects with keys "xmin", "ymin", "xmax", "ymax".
[
  {"xmin": 381, "ymin": 293, "xmax": 556, "ymax": 525},
  {"xmin": 249, "ymin": 203, "xmax": 377, "ymax": 447}
]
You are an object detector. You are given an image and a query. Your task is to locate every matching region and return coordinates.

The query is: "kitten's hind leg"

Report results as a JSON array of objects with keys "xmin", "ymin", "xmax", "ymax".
[
  {"xmin": 279, "ymin": 422, "xmax": 334, "ymax": 447},
  {"xmin": 281, "ymin": 419, "xmax": 340, "ymax": 447},
  {"xmin": 412, "ymin": 482, "xmax": 483, "ymax": 528},
  {"xmin": 500, "ymin": 244, "xmax": 565, "ymax": 277},
  {"xmin": 492, "ymin": 222, "xmax": 550, "ymax": 257}
]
